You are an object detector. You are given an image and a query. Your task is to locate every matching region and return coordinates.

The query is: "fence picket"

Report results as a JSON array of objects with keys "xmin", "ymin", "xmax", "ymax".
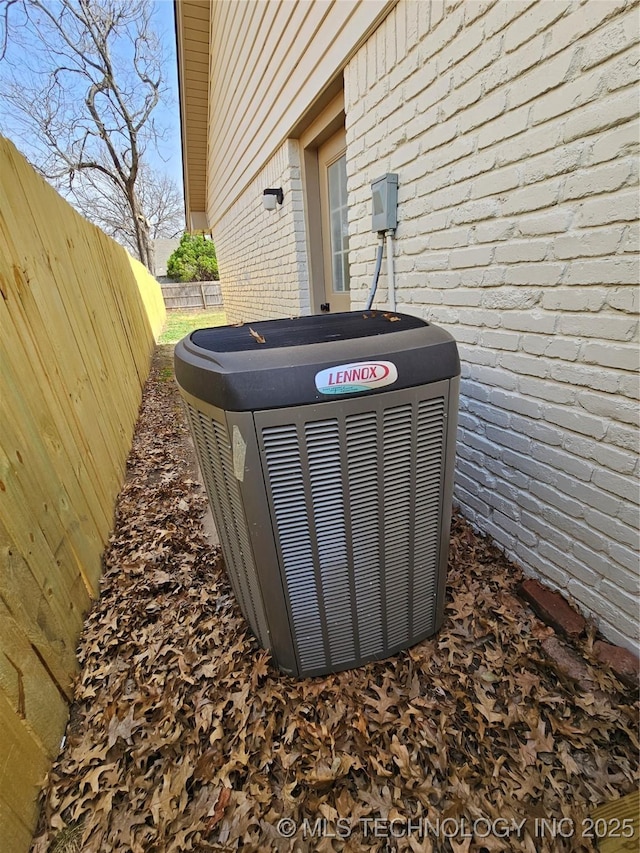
[{"xmin": 0, "ymin": 136, "xmax": 166, "ymax": 850}]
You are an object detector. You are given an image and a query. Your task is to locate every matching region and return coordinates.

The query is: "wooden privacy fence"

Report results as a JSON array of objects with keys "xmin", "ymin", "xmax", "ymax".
[
  {"xmin": 0, "ymin": 137, "xmax": 166, "ymax": 851},
  {"xmin": 160, "ymin": 279, "xmax": 223, "ymax": 310}
]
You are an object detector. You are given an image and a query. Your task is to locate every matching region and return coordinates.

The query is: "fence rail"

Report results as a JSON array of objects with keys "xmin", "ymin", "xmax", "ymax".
[
  {"xmin": 160, "ymin": 280, "xmax": 223, "ymax": 310},
  {"xmin": 0, "ymin": 136, "xmax": 165, "ymax": 851}
]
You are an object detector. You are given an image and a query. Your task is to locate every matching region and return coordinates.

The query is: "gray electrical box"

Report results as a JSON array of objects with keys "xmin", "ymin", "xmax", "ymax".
[{"xmin": 371, "ymin": 172, "xmax": 398, "ymax": 232}]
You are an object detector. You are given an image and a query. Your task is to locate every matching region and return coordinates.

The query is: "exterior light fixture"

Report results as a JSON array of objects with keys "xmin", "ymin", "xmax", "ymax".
[{"xmin": 263, "ymin": 187, "xmax": 284, "ymax": 210}]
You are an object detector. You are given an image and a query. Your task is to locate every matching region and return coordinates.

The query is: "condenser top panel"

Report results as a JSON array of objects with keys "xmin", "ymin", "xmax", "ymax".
[
  {"xmin": 175, "ymin": 311, "xmax": 459, "ymax": 412},
  {"xmin": 191, "ymin": 311, "xmax": 426, "ymax": 351}
]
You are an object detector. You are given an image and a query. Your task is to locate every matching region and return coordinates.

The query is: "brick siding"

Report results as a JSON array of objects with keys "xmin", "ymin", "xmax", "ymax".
[
  {"xmin": 213, "ymin": 140, "xmax": 310, "ymax": 322},
  {"xmin": 344, "ymin": 0, "xmax": 639, "ymax": 651}
]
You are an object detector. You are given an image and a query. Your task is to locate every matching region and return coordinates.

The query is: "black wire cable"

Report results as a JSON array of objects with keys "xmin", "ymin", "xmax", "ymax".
[{"xmin": 364, "ymin": 239, "xmax": 385, "ymax": 310}]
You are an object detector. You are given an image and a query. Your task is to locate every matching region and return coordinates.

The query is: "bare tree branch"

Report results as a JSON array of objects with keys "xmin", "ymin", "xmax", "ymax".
[
  {"xmin": 69, "ymin": 163, "xmax": 184, "ymax": 257},
  {"xmin": 0, "ymin": 0, "xmax": 184, "ymax": 271}
]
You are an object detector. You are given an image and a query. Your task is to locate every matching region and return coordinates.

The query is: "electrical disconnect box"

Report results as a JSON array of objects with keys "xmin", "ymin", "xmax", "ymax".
[{"xmin": 371, "ymin": 172, "xmax": 398, "ymax": 232}]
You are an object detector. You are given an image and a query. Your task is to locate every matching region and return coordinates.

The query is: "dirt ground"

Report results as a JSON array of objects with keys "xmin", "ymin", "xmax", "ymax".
[{"xmin": 32, "ymin": 347, "xmax": 639, "ymax": 853}]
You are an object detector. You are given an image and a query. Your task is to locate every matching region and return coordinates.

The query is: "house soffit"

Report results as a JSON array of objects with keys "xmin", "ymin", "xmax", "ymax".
[{"xmin": 175, "ymin": 0, "xmax": 210, "ymax": 224}]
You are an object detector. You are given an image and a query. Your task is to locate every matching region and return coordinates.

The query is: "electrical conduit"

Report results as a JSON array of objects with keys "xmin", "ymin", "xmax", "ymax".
[
  {"xmin": 386, "ymin": 229, "xmax": 396, "ymax": 312},
  {"xmin": 365, "ymin": 236, "xmax": 385, "ymax": 311}
]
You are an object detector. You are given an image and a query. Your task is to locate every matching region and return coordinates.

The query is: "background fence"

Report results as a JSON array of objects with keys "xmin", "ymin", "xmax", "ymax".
[
  {"xmin": 0, "ymin": 136, "xmax": 166, "ymax": 851},
  {"xmin": 160, "ymin": 279, "xmax": 223, "ymax": 310}
]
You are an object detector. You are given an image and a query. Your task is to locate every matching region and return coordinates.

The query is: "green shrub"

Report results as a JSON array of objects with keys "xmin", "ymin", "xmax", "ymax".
[{"xmin": 167, "ymin": 233, "xmax": 219, "ymax": 282}]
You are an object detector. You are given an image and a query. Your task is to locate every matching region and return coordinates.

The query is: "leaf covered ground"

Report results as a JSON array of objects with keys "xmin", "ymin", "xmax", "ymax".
[{"xmin": 33, "ymin": 348, "xmax": 639, "ymax": 853}]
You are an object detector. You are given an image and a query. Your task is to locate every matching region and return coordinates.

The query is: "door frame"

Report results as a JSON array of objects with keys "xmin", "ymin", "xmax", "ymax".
[
  {"xmin": 318, "ymin": 129, "xmax": 350, "ymax": 313},
  {"xmin": 298, "ymin": 92, "xmax": 347, "ymax": 314}
]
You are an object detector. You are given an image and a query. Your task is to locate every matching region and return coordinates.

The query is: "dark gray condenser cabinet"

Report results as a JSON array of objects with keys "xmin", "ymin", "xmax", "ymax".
[{"xmin": 174, "ymin": 312, "xmax": 459, "ymax": 677}]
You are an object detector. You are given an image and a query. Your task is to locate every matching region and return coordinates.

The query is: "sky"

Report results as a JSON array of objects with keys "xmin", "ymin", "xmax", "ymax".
[
  {"xmin": 0, "ymin": 0, "xmax": 185, "ymax": 198},
  {"xmin": 149, "ymin": 0, "xmax": 185, "ymax": 196}
]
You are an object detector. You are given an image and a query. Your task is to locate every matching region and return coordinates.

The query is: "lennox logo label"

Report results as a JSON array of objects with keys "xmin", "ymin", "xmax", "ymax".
[{"xmin": 315, "ymin": 361, "xmax": 398, "ymax": 395}]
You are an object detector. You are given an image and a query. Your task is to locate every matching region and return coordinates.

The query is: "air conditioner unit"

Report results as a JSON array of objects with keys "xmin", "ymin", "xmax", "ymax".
[{"xmin": 175, "ymin": 311, "xmax": 459, "ymax": 677}]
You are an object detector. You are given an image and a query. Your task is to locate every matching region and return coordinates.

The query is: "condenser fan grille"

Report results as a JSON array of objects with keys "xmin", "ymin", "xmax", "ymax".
[
  {"xmin": 259, "ymin": 394, "xmax": 446, "ymax": 673},
  {"xmin": 185, "ymin": 403, "xmax": 270, "ymax": 648}
]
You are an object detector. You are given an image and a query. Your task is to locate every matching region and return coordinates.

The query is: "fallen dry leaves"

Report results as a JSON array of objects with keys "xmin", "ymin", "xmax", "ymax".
[
  {"xmin": 32, "ymin": 348, "xmax": 639, "ymax": 853},
  {"xmin": 248, "ymin": 327, "xmax": 266, "ymax": 344}
]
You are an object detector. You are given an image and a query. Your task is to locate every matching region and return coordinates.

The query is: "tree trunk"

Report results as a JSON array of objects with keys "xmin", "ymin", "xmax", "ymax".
[
  {"xmin": 128, "ymin": 187, "xmax": 156, "ymax": 275},
  {"xmin": 145, "ymin": 234, "xmax": 156, "ymax": 277}
]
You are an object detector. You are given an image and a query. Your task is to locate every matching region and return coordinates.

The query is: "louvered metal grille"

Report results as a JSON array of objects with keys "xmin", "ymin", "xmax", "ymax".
[
  {"xmin": 413, "ymin": 398, "xmax": 446, "ymax": 635},
  {"xmin": 382, "ymin": 404, "xmax": 414, "ymax": 649},
  {"xmin": 260, "ymin": 424, "xmax": 325, "ymax": 670},
  {"xmin": 184, "ymin": 403, "xmax": 269, "ymax": 647},
  {"xmin": 306, "ymin": 420, "xmax": 354, "ymax": 666},
  {"xmin": 260, "ymin": 393, "xmax": 447, "ymax": 672},
  {"xmin": 346, "ymin": 412, "xmax": 383, "ymax": 659}
]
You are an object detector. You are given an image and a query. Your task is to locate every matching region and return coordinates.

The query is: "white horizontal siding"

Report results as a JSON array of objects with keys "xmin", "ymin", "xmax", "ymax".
[{"xmin": 208, "ymin": 0, "xmax": 394, "ymax": 228}]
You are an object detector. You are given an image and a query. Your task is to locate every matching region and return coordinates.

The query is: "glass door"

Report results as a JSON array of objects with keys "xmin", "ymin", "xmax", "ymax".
[{"xmin": 318, "ymin": 129, "xmax": 350, "ymax": 313}]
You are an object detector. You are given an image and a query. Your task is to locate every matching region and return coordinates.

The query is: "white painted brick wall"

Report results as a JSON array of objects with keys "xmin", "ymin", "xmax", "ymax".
[
  {"xmin": 345, "ymin": 0, "xmax": 640, "ymax": 652},
  {"xmin": 213, "ymin": 140, "xmax": 310, "ymax": 323}
]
